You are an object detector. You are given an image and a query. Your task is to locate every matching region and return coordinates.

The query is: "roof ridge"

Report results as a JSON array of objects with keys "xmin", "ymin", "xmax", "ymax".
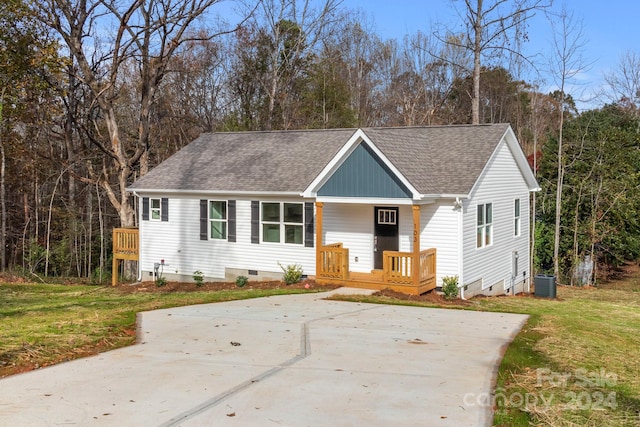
[{"xmin": 203, "ymin": 128, "xmax": 358, "ymax": 136}]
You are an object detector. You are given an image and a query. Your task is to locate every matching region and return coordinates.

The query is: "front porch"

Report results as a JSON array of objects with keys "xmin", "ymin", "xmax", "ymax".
[
  {"xmin": 316, "ymin": 243, "xmax": 437, "ymax": 295},
  {"xmin": 314, "ymin": 202, "xmax": 437, "ymax": 295}
]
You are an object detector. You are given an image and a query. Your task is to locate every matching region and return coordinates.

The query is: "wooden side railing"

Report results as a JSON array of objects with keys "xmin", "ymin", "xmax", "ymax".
[
  {"xmin": 112, "ymin": 228, "xmax": 139, "ymax": 286},
  {"xmin": 318, "ymin": 243, "xmax": 349, "ymax": 280},
  {"xmin": 419, "ymin": 248, "xmax": 437, "ymax": 287},
  {"xmin": 383, "ymin": 248, "xmax": 437, "ymax": 287}
]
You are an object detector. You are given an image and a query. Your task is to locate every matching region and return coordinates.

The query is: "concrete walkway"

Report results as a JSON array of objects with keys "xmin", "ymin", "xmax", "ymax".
[{"xmin": 0, "ymin": 288, "xmax": 528, "ymax": 427}]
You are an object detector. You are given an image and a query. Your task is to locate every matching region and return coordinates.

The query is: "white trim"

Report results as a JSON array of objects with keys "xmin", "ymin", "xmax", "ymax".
[
  {"xmin": 316, "ymin": 196, "xmax": 416, "ymax": 205},
  {"xmin": 501, "ymin": 127, "xmax": 540, "ymax": 191},
  {"xmin": 302, "ymin": 129, "xmax": 422, "ymax": 200},
  {"xmin": 208, "ymin": 199, "xmax": 228, "ymax": 241},
  {"xmin": 476, "ymin": 202, "xmax": 493, "ymax": 249},
  {"xmin": 513, "ymin": 197, "xmax": 521, "ymax": 238},
  {"xmin": 149, "ymin": 197, "xmax": 161, "ymax": 221},
  {"xmin": 260, "ymin": 201, "xmax": 305, "ymax": 245}
]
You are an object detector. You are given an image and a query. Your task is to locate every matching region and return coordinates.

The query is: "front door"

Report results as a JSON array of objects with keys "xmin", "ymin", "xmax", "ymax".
[{"xmin": 374, "ymin": 207, "xmax": 399, "ymax": 270}]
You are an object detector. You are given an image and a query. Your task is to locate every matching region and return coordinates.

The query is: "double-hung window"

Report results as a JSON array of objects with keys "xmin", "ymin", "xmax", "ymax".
[
  {"xmin": 209, "ymin": 200, "xmax": 227, "ymax": 239},
  {"xmin": 477, "ymin": 203, "xmax": 493, "ymax": 248},
  {"xmin": 150, "ymin": 198, "xmax": 161, "ymax": 220},
  {"xmin": 514, "ymin": 199, "xmax": 521, "ymax": 237},
  {"xmin": 261, "ymin": 202, "xmax": 304, "ymax": 244}
]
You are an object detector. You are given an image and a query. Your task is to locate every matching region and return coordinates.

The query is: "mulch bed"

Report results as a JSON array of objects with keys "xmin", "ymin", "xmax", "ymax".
[{"xmin": 113, "ymin": 278, "xmax": 341, "ymax": 294}]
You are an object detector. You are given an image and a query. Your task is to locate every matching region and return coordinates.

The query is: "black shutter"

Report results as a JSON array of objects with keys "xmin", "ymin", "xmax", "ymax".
[
  {"xmin": 161, "ymin": 198, "xmax": 169, "ymax": 221},
  {"xmin": 251, "ymin": 201, "xmax": 259, "ymax": 244},
  {"xmin": 304, "ymin": 202, "xmax": 314, "ymax": 248},
  {"xmin": 200, "ymin": 200, "xmax": 208, "ymax": 240},
  {"xmin": 142, "ymin": 197, "xmax": 149, "ymax": 221},
  {"xmin": 228, "ymin": 200, "xmax": 236, "ymax": 242}
]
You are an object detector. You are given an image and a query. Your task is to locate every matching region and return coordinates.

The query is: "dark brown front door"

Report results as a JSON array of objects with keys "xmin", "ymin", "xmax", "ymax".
[{"xmin": 374, "ymin": 207, "xmax": 399, "ymax": 270}]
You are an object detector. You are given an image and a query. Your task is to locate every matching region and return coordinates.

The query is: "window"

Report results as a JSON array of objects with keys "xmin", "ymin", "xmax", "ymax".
[
  {"xmin": 514, "ymin": 199, "xmax": 521, "ymax": 237},
  {"xmin": 477, "ymin": 203, "xmax": 493, "ymax": 248},
  {"xmin": 209, "ymin": 201, "xmax": 227, "ymax": 239},
  {"xmin": 261, "ymin": 202, "xmax": 303, "ymax": 244},
  {"xmin": 377, "ymin": 208, "xmax": 397, "ymax": 225},
  {"xmin": 150, "ymin": 198, "xmax": 161, "ymax": 220}
]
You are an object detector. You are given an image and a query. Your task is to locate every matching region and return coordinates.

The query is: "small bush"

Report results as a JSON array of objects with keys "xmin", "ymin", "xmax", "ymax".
[
  {"xmin": 279, "ymin": 262, "xmax": 303, "ymax": 285},
  {"xmin": 193, "ymin": 270, "xmax": 204, "ymax": 287},
  {"xmin": 235, "ymin": 275, "xmax": 249, "ymax": 287},
  {"xmin": 442, "ymin": 275, "xmax": 459, "ymax": 300},
  {"xmin": 155, "ymin": 276, "xmax": 167, "ymax": 287}
]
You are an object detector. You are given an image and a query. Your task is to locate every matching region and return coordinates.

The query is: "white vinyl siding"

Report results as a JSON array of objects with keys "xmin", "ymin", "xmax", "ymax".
[
  {"xmin": 323, "ymin": 203, "xmax": 374, "ymax": 272},
  {"xmin": 420, "ymin": 202, "xmax": 461, "ymax": 286},
  {"xmin": 462, "ymin": 140, "xmax": 531, "ymax": 290},
  {"xmin": 139, "ymin": 196, "xmax": 316, "ymax": 279}
]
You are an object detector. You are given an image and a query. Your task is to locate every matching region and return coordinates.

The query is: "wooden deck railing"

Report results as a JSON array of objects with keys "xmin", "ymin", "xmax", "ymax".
[
  {"xmin": 383, "ymin": 248, "xmax": 436, "ymax": 287},
  {"xmin": 113, "ymin": 228, "xmax": 139, "ymax": 259},
  {"xmin": 112, "ymin": 228, "xmax": 139, "ymax": 286},
  {"xmin": 318, "ymin": 243, "xmax": 349, "ymax": 280},
  {"xmin": 419, "ymin": 248, "xmax": 437, "ymax": 285}
]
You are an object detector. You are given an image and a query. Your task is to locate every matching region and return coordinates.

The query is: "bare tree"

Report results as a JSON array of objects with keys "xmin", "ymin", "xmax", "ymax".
[
  {"xmin": 37, "ymin": 0, "xmax": 243, "ymax": 227},
  {"xmin": 435, "ymin": 0, "xmax": 551, "ymax": 124},
  {"xmin": 605, "ymin": 50, "xmax": 640, "ymax": 113},
  {"xmin": 547, "ymin": 6, "xmax": 588, "ymax": 280},
  {"xmin": 245, "ymin": 0, "xmax": 341, "ymax": 130}
]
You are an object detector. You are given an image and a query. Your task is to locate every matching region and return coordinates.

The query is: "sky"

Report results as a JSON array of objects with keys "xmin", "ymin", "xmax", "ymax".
[{"xmin": 340, "ymin": 0, "xmax": 639, "ymax": 110}]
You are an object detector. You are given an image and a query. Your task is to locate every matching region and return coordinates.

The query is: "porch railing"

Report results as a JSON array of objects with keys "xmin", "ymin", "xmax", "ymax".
[
  {"xmin": 318, "ymin": 243, "xmax": 349, "ymax": 280},
  {"xmin": 112, "ymin": 228, "xmax": 139, "ymax": 286},
  {"xmin": 383, "ymin": 248, "xmax": 436, "ymax": 286},
  {"xmin": 113, "ymin": 228, "xmax": 139, "ymax": 260}
]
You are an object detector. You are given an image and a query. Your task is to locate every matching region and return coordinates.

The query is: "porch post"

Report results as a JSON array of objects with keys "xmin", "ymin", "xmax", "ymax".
[
  {"xmin": 315, "ymin": 202, "xmax": 324, "ymax": 277},
  {"xmin": 412, "ymin": 205, "xmax": 421, "ymax": 288}
]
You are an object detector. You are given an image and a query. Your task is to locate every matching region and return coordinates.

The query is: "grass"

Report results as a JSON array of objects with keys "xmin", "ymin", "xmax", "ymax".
[
  {"xmin": 2, "ymin": 279, "xmax": 640, "ymax": 425},
  {"xmin": 0, "ymin": 282, "xmax": 323, "ymax": 377},
  {"xmin": 331, "ymin": 284, "xmax": 640, "ymax": 426}
]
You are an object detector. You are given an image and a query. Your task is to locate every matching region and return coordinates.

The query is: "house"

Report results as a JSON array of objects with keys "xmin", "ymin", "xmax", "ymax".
[{"xmin": 126, "ymin": 124, "xmax": 539, "ymax": 298}]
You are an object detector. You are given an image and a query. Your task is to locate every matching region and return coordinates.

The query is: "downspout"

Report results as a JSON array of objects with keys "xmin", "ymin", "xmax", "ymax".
[
  {"xmin": 456, "ymin": 197, "xmax": 466, "ymax": 300},
  {"xmin": 132, "ymin": 191, "xmax": 143, "ymax": 282}
]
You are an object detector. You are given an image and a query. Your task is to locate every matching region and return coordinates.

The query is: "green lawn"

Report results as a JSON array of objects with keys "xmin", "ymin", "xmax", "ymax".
[
  {"xmin": 331, "ymin": 285, "xmax": 640, "ymax": 426},
  {"xmin": 0, "ymin": 282, "xmax": 323, "ymax": 377},
  {"xmin": 2, "ymin": 281, "xmax": 639, "ymax": 426}
]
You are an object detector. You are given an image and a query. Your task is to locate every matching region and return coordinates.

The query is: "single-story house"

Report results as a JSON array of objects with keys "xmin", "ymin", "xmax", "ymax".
[{"xmin": 127, "ymin": 124, "xmax": 539, "ymax": 298}]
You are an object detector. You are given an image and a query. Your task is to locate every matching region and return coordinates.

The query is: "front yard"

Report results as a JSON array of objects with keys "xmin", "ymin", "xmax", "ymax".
[{"xmin": 1, "ymin": 275, "xmax": 639, "ymax": 426}]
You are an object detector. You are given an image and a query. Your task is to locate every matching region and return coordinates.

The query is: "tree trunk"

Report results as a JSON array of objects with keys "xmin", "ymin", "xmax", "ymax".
[
  {"xmin": 553, "ymin": 103, "xmax": 564, "ymax": 279},
  {"xmin": 0, "ymin": 90, "xmax": 6, "ymax": 271},
  {"xmin": 471, "ymin": 0, "xmax": 483, "ymax": 125}
]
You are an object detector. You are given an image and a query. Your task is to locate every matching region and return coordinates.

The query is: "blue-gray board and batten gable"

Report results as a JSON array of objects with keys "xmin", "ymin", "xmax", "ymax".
[{"xmin": 318, "ymin": 142, "xmax": 413, "ymax": 198}]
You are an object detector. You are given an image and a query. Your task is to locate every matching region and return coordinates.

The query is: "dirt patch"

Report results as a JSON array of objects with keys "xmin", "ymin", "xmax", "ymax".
[
  {"xmin": 598, "ymin": 261, "xmax": 640, "ymax": 291},
  {"xmin": 113, "ymin": 278, "xmax": 340, "ymax": 294}
]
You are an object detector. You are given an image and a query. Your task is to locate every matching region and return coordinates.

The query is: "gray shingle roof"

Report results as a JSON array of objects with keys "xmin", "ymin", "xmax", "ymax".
[
  {"xmin": 363, "ymin": 124, "xmax": 510, "ymax": 194},
  {"xmin": 129, "ymin": 124, "xmax": 511, "ymax": 195}
]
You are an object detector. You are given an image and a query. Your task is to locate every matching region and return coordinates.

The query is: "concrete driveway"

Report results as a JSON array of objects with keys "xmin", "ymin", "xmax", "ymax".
[{"xmin": 0, "ymin": 288, "xmax": 527, "ymax": 426}]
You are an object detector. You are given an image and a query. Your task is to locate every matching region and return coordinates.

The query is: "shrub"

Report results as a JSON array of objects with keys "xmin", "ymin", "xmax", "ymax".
[
  {"xmin": 279, "ymin": 262, "xmax": 303, "ymax": 285},
  {"xmin": 235, "ymin": 275, "xmax": 249, "ymax": 287},
  {"xmin": 193, "ymin": 270, "xmax": 204, "ymax": 287},
  {"xmin": 155, "ymin": 276, "xmax": 167, "ymax": 287},
  {"xmin": 442, "ymin": 275, "xmax": 459, "ymax": 300}
]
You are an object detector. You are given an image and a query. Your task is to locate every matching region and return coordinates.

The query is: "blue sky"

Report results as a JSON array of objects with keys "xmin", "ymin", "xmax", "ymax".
[{"xmin": 341, "ymin": 0, "xmax": 639, "ymax": 109}]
